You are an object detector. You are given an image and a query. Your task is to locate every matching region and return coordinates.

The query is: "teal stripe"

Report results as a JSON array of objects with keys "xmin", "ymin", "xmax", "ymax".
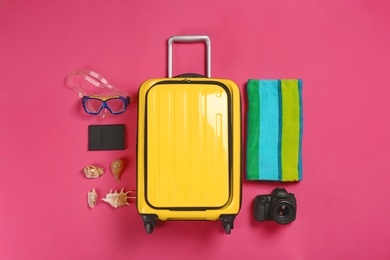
[
  {"xmin": 277, "ymin": 81, "xmax": 282, "ymax": 181},
  {"xmin": 298, "ymin": 79, "xmax": 303, "ymax": 180},
  {"xmin": 259, "ymin": 80, "xmax": 280, "ymax": 181},
  {"xmin": 246, "ymin": 80, "xmax": 260, "ymax": 180}
]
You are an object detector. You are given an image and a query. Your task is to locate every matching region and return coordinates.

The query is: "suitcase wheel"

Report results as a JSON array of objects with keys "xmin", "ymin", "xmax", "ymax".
[
  {"xmin": 221, "ymin": 215, "xmax": 236, "ymax": 235},
  {"xmin": 145, "ymin": 223, "xmax": 154, "ymax": 234},
  {"xmin": 141, "ymin": 214, "xmax": 157, "ymax": 234},
  {"xmin": 224, "ymin": 224, "xmax": 232, "ymax": 234}
]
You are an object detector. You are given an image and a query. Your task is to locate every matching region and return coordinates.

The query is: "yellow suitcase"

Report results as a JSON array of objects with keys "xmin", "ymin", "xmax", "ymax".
[{"xmin": 137, "ymin": 36, "xmax": 241, "ymax": 234}]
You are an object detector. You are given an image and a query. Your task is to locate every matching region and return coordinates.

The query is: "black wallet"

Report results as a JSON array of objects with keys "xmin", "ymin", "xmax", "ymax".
[{"xmin": 88, "ymin": 124, "xmax": 125, "ymax": 150}]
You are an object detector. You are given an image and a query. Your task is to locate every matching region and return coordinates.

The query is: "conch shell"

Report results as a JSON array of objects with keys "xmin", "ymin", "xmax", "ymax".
[
  {"xmin": 87, "ymin": 189, "xmax": 97, "ymax": 208},
  {"xmin": 102, "ymin": 188, "xmax": 135, "ymax": 208},
  {"xmin": 82, "ymin": 165, "xmax": 104, "ymax": 179},
  {"xmin": 110, "ymin": 159, "xmax": 124, "ymax": 182}
]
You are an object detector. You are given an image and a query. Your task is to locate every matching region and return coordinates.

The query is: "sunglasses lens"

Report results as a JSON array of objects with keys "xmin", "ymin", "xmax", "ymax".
[
  {"xmin": 84, "ymin": 99, "xmax": 103, "ymax": 114},
  {"xmin": 106, "ymin": 98, "xmax": 125, "ymax": 113}
]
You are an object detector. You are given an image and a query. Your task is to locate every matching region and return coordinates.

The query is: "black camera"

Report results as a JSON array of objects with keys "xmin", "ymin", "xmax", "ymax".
[{"xmin": 254, "ymin": 188, "xmax": 297, "ymax": 224}]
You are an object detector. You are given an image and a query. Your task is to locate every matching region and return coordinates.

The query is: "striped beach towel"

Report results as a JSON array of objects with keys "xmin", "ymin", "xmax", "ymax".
[{"xmin": 246, "ymin": 79, "xmax": 303, "ymax": 181}]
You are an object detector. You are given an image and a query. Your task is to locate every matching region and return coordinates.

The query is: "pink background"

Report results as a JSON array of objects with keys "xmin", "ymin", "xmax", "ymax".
[{"xmin": 1, "ymin": 0, "xmax": 389, "ymax": 259}]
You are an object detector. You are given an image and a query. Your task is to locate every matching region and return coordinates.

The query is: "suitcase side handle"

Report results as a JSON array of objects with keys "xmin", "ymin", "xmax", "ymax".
[{"xmin": 168, "ymin": 35, "xmax": 211, "ymax": 78}]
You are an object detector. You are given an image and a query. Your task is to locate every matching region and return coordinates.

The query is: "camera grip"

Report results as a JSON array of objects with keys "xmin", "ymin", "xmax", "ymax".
[{"xmin": 254, "ymin": 196, "xmax": 268, "ymax": 222}]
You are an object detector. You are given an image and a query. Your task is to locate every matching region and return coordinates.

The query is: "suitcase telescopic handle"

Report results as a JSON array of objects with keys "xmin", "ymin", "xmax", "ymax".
[{"xmin": 168, "ymin": 35, "xmax": 211, "ymax": 78}]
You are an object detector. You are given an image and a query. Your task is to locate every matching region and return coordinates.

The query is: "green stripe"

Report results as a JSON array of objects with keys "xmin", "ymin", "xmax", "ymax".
[
  {"xmin": 246, "ymin": 79, "xmax": 260, "ymax": 180},
  {"xmin": 281, "ymin": 80, "xmax": 301, "ymax": 181}
]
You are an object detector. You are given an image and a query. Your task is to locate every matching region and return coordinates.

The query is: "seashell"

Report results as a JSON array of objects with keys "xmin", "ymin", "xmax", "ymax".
[
  {"xmin": 87, "ymin": 189, "xmax": 98, "ymax": 208},
  {"xmin": 102, "ymin": 188, "xmax": 135, "ymax": 208},
  {"xmin": 110, "ymin": 159, "xmax": 124, "ymax": 182},
  {"xmin": 82, "ymin": 165, "xmax": 104, "ymax": 179}
]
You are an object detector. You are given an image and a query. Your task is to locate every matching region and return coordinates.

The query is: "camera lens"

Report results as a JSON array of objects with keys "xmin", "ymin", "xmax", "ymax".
[
  {"xmin": 271, "ymin": 201, "xmax": 295, "ymax": 224},
  {"xmin": 276, "ymin": 204, "xmax": 289, "ymax": 217}
]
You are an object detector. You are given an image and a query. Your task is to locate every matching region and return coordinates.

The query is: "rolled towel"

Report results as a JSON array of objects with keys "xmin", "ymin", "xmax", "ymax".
[{"xmin": 246, "ymin": 79, "xmax": 303, "ymax": 181}]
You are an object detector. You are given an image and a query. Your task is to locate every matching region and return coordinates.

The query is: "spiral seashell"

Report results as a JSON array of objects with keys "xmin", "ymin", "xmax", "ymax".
[
  {"xmin": 87, "ymin": 189, "xmax": 97, "ymax": 208},
  {"xmin": 82, "ymin": 165, "xmax": 104, "ymax": 179},
  {"xmin": 102, "ymin": 188, "xmax": 135, "ymax": 208},
  {"xmin": 110, "ymin": 159, "xmax": 124, "ymax": 182}
]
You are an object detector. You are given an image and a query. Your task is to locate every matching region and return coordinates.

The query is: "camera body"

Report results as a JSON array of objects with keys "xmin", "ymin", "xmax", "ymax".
[{"xmin": 254, "ymin": 188, "xmax": 297, "ymax": 224}]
